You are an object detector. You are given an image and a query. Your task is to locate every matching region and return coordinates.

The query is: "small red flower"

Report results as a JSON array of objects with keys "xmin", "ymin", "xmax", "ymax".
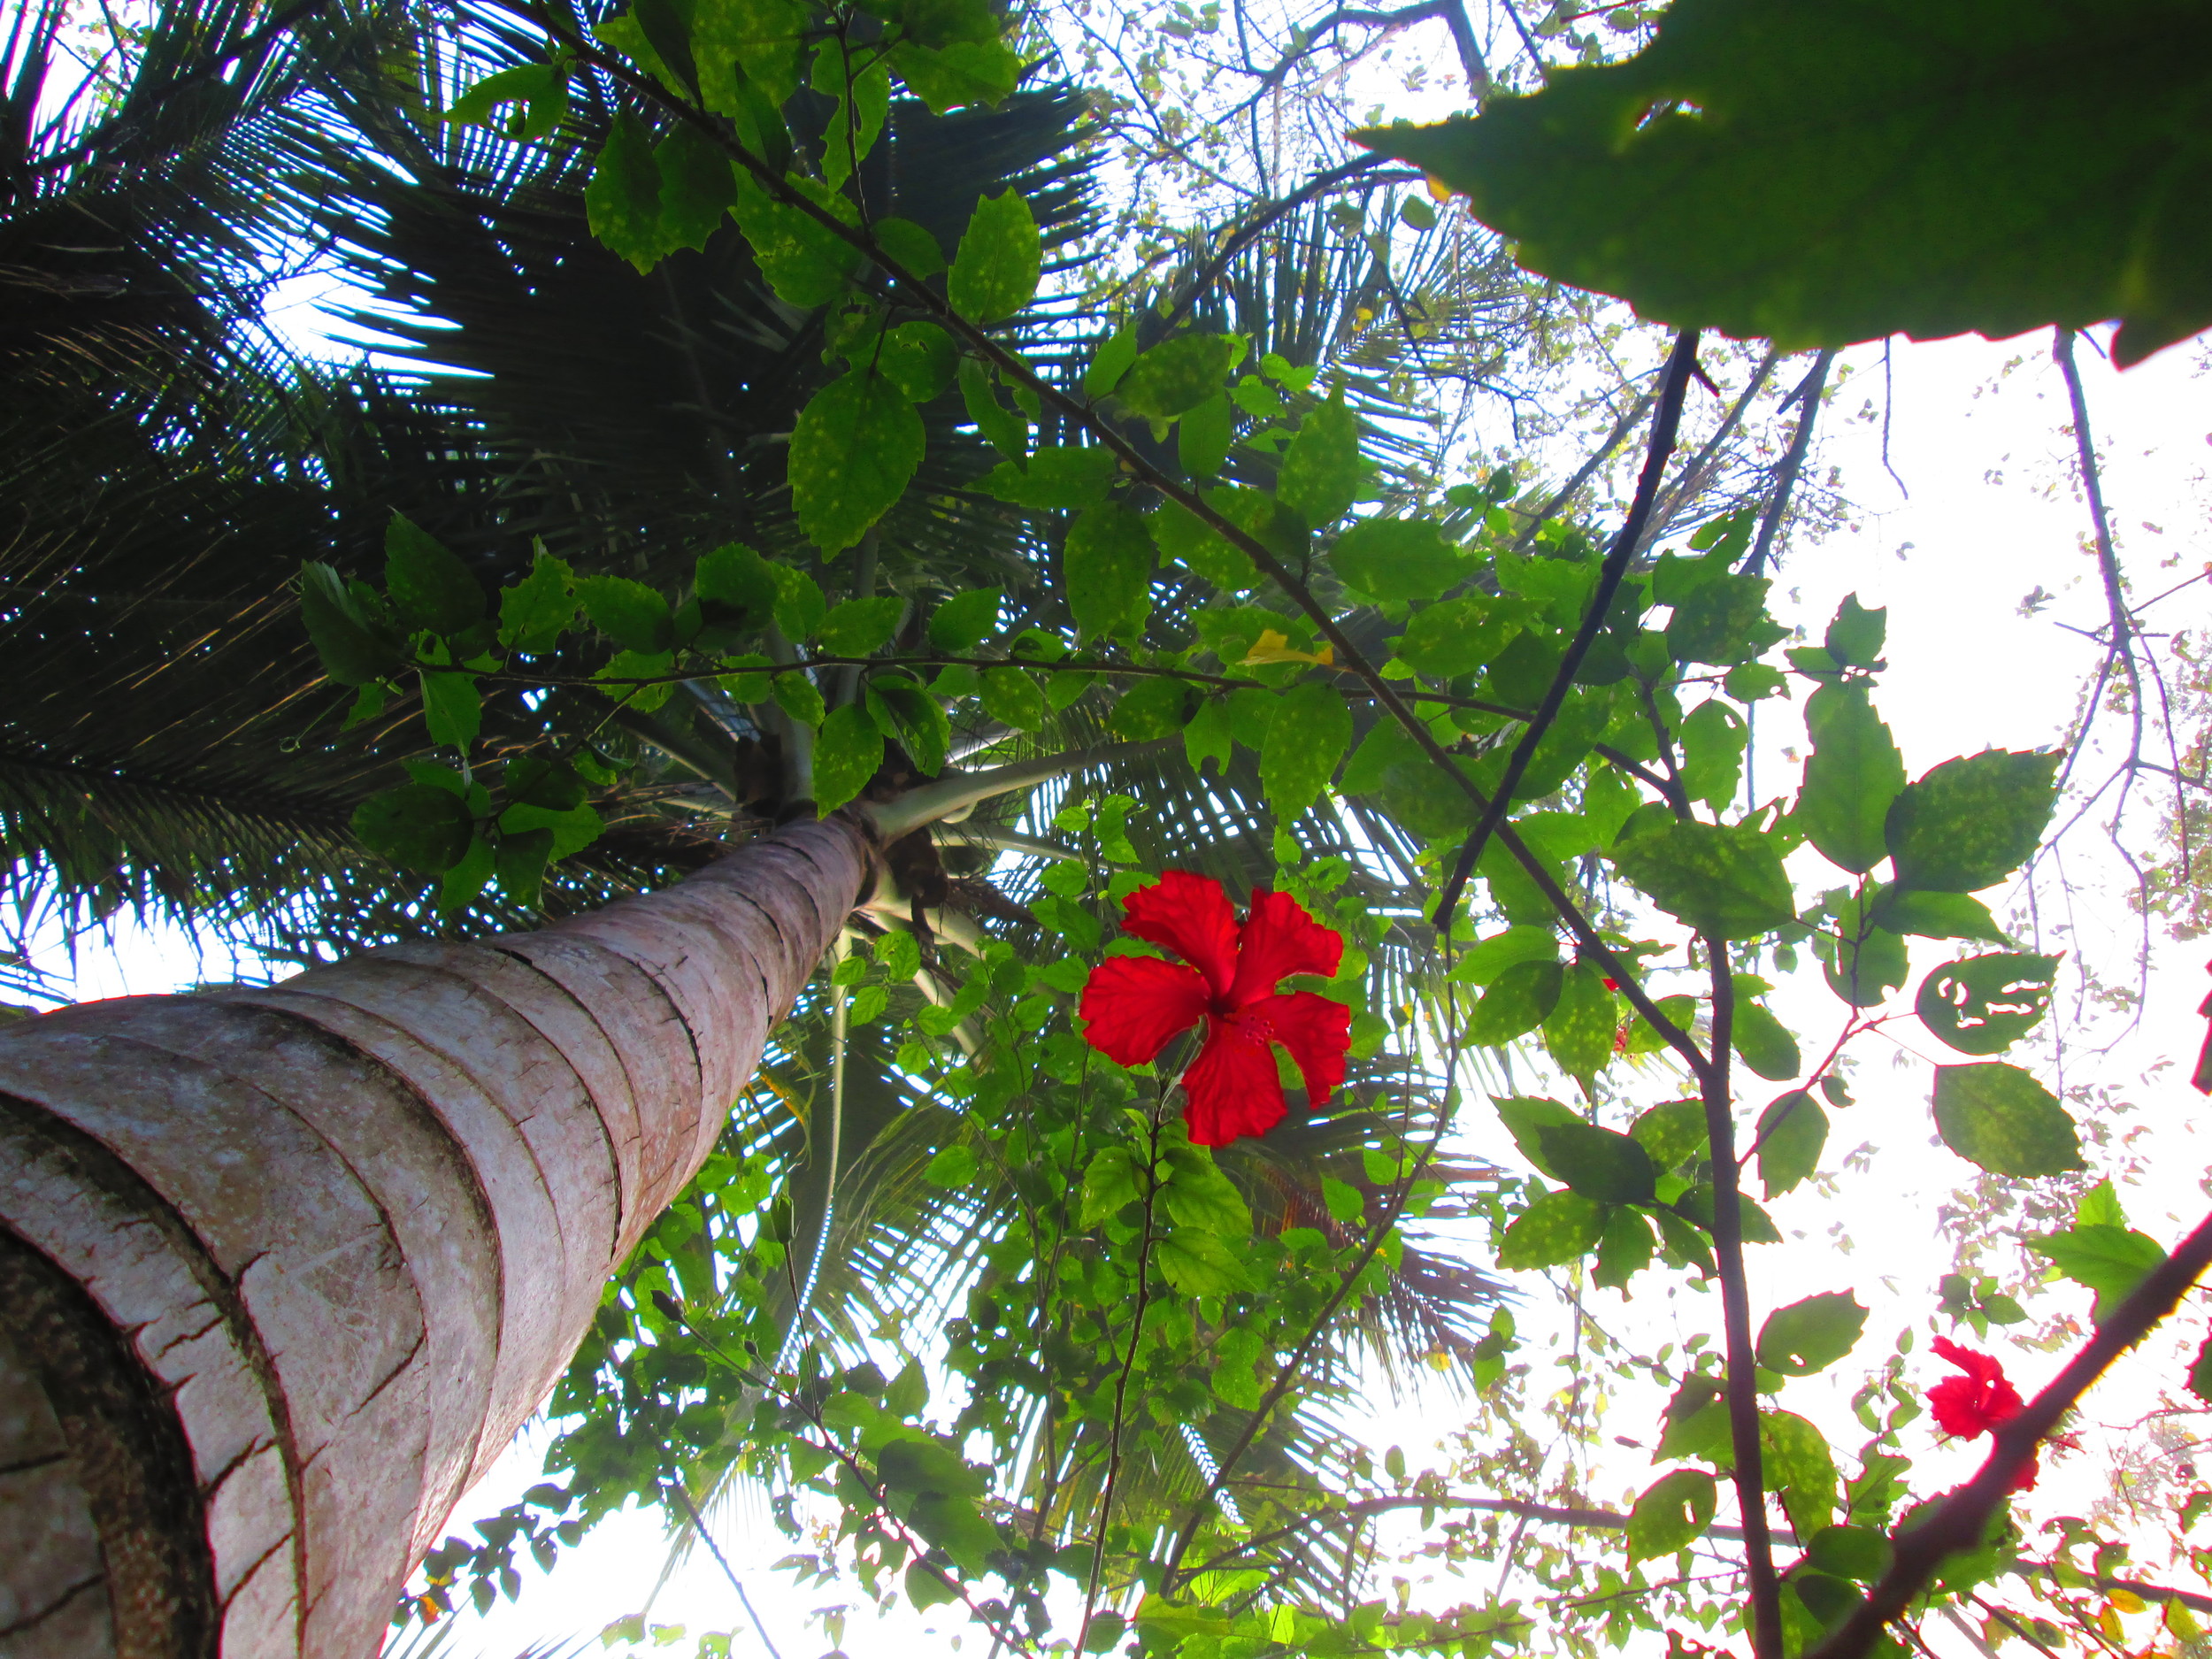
[
  {"xmin": 1079, "ymin": 871, "xmax": 1352, "ymax": 1148},
  {"xmin": 1929, "ymin": 1336, "xmax": 2043, "ymax": 1490},
  {"xmin": 1928, "ymin": 1336, "xmax": 2024, "ymax": 1437}
]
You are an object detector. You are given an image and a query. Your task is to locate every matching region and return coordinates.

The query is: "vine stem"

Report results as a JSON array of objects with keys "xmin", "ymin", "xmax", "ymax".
[
  {"xmin": 1076, "ymin": 1091, "xmax": 1171, "ymax": 1654},
  {"xmin": 1696, "ymin": 941, "xmax": 1785, "ymax": 1659},
  {"xmin": 1429, "ymin": 326, "xmax": 1701, "ymax": 929},
  {"xmin": 508, "ymin": 10, "xmax": 1714, "ymax": 1078},
  {"xmin": 1809, "ymin": 1205, "xmax": 2212, "ymax": 1659}
]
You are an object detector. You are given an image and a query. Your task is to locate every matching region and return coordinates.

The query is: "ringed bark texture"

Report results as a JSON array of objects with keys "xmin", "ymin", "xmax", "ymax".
[{"xmin": 0, "ymin": 817, "xmax": 870, "ymax": 1659}]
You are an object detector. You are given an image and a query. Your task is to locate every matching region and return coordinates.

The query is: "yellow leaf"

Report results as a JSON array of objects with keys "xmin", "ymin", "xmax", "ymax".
[
  {"xmin": 1425, "ymin": 174, "xmax": 1455, "ymax": 203},
  {"xmin": 2107, "ymin": 1589, "xmax": 2147, "ymax": 1616},
  {"xmin": 1240, "ymin": 627, "xmax": 1333, "ymax": 666}
]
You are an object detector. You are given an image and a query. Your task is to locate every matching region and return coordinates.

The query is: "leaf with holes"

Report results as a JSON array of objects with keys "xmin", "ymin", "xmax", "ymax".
[{"xmin": 1916, "ymin": 953, "xmax": 2059, "ymax": 1056}]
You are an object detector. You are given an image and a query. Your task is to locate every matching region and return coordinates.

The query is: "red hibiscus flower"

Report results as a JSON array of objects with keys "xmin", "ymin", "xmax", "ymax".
[
  {"xmin": 1079, "ymin": 871, "xmax": 1352, "ymax": 1148},
  {"xmin": 1929, "ymin": 1335, "xmax": 2044, "ymax": 1490}
]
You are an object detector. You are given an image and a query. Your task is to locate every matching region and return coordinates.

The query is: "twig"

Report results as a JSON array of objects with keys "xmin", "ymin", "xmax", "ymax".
[
  {"xmin": 1744, "ymin": 349, "xmax": 1836, "ymax": 577},
  {"xmin": 668, "ymin": 1483, "xmax": 787, "ymax": 1659},
  {"xmin": 1156, "ymin": 155, "xmax": 1392, "ymax": 334},
  {"xmin": 1809, "ymin": 1206, "xmax": 2212, "ymax": 1659},
  {"xmin": 1430, "ymin": 328, "xmax": 1701, "ymax": 928}
]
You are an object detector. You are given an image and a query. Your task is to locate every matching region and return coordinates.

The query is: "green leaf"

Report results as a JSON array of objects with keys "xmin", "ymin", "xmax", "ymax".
[
  {"xmin": 872, "ymin": 215, "xmax": 946, "ymax": 277},
  {"xmin": 875, "ymin": 321, "xmax": 957, "ymax": 403},
  {"xmin": 891, "ymin": 37, "xmax": 1021, "ymax": 112},
  {"xmin": 1276, "ymin": 391, "xmax": 1361, "ymax": 526},
  {"xmin": 2031, "ymin": 1223, "xmax": 2165, "ymax": 1322},
  {"xmin": 1631, "ymin": 1100, "xmax": 1709, "ymax": 1172},
  {"xmin": 1083, "ymin": 321, "xmax": 1141, "ymax": 397},
  {"xmin": 927, "ymin": 588, "xmax": 1002, "ymax": 652},
  {"xmin": 925, "ymin": 1144, "xmax": 977, "ymax": 1187},
  {"xmin": 1665, "ymin": 572, "xmax": 1786, "ymax": 666},
  {"xmin": 444, "ymin": 61, "xmax": 567, "ymax": 136},
  {"xmin": 419, "ymin": 668, "xmax": 481, "ymax": 749},
  {"xmin": 1593, "ymin": 1205, "xmax": 1655, "ymax": 1289},
  {"xmin": 354, "ymin": 785, "xmax": 473, "ymax": 872},
  {"xmin": 1156, "ymin": 1227, "xmax": 1256, "ymax": 1294},
  {"xmin": 1542, "ymin": 961, "xmax": 1617, "ymax": 1079},
  {"xmin": 498, "ymin": 798, "xmax": 603, "ymax": 859},
  {"xmin": 1869, "ymin": 887, "xmax": 2008, "ymax": 942},
  {"xmin": 1931, "ymin": 1062, "xmax": 2085, "ymax": 1177},
  {"xmin": 1064, "ymin": 503, "xmax": 1154, "ymax": 638},
  {"xmin": 1730, "ymin": 994, "xmax": 1801, "ymax": 1082},
  {"xmin": 1496, "ymin": 1187, "xmax": 1607, "ymax": 1270},
  {"xmin": 299, "ymin": 563, "xmax": 395, "ymax": 685},
  {"xmin": 1807, "ymin": 1525, "xmax": 1893, "ymax": 1586},
  {"xmin": 812, "ymin": 703, "xmax": 885, "ymax": 811},
  {"xmin": 1796, "ymin": 681, "xmax": 1902, "ymax": 876},
  {"xmin": 979, "ymin": 667, "xmax": 1048, "ymax": 733},
  {"xmin": 1161, "ymin": 1145, "xmax": 1253, "ymax": 1238},
  {"xmin": 1259, "ymin": 681, "xmax": 1351, "ymax": 817},
  {"xmin": 1448, "ymin": 926, "xmax": 1559, "ymax": 987},
  {"xmin": 1755, "ymin": 1091, "xmax": 1826, "ymax": 1199},
  {"xmin": 1393, "ymin": 595, "xmax": 1525, "ymax": 678},
  {"xmin": 816, "ymin": 595, "xmax": 904, "ymax": 657},
  {"xmin": 1820, "ymin": 889, "xmax": 1909, "ymax": 1008},
  {"xmin": 1534, "ymin": 1121, "xmax": 1655, "ymax": 1206},
  {"xmin": 979, "ymin": 445, "xmax": 1119, "ymax": 510},
  {"xmin": 499, "ymin": 548, "xmax": 578, "ymax": 652},
  {"xmin": 957, "ymin": 358, "xmax": 1027, "ymax": 460},
  {"xmin": 1354, "ymin": 0, "xmax": 2212, "ymax": 367},
  {"xmin": 733, "ymin": 170, "xmax": 859, "ymax": 308},
  {"xmin": 1916, "ymin": 952, "xmax": 2059, "ymax": 1055},
  {"xmin": 654, "ymin": 122, "xmax": 739, "ymax": 254},
  {"xmin": 773, "ymin": 673, "xmax": 826, "ymax": 728},
  {"xmin": 1826, "ymin": 595, "xmax": 1886, "ymax": 668},
  {"xmin": 791, "ymin": 368, "xmax": 926, "ymax": 552},
  {"xmin": 2188, "ymin": 1336, "xmax": 2212, "ymax": 1405},
  {"xmin": 770, "ymin": 565, "xmax": 828, "ymax": 641},
  {"xmin": 1494, "ymin": 1095, "xmax": 1581, "ymax": 1179},
  {"xmin": 1627, "ymin": 1470, "xmax": 1717, "ymax": 1564},
  {"xmin": 1886, "ymin": 749, "xmax": 2062, "ymax": 892},
  {"xmin": 1175, "ymin": 391, "xmax": 1233, "ymax": 481},
  {"xmin": 1116, "ymin": 334, "xmax": 1248, "ymax": 421},
  {"xmin": 1655, "ymin": 1378, "xmax": 1730, "ymax": 1463},
  {"xmin": 576, "ymin": 574, "xmax": 673, "ymax": 653},
  {"xmin": 386, "ymin": 513, "xmax": 483, "ymax": 635},
  {"xmin": 867, "ymin": 680, "xmax": 950, "ymax": 776},
  {"xmin": 494, "ymin": 827, "xmax": 554, "ymax": 910},
  {"xmin": 1761, "ymin": 1409, "xmax": 1838, "ymax": 1537},
  {"xmin": 1079, "ymin": 1147, "xmax": 1141, "ymax": 1225},
  {"xmin": 1468, "ymin": 958, "xmax": 1564, "ymax": 1046},
  {"xmin": 1678, "ymin": 700, "xmax": 1747, "ymax": 809},
  {"xmin": 947, "ymin": 189, "xmax": 1040, "ymax": 324},
  {"xmin": 1108, "ymin": 676, "xmax": 1194, "ymax": 740},
  {"xmin": 1757, "ymin": 1292, "xmax": 1867, "ymax": 1377},
  {"xmin": 583, "ymin": 110, "xmax": 668, "ymax": 273},
  {"xmin": 813, "ymin": 45, "xmax": 891, "ymax": 190},
  {"xmin": 1609, "ymin": 820, "xmax": 1797, "ymax": 940},
  {"xmin": 1331, "ymin": 517, "xmax": 1466, "ymax": 603}
]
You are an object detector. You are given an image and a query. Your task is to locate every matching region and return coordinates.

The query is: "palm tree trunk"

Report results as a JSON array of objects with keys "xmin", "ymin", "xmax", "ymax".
[{"xmin": 0, "ymin": 816, "xmax": 872, "ymax": 1659}]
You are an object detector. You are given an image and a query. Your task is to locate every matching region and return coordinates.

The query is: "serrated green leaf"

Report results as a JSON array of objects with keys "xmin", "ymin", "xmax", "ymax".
[
  {"xmin": 1392, "ymin": 595, "xmax": 1525, "ymax": 677},
  {"xmin": 733, "ymin": 169, "xmax": 859, "ymax": 307},
  {"xmin": 355, "ymin": 784, "xmax": 473, "ymax": 872},
  {"xmin": 925, "ymin": 1144, "xmax": 977, "ymax": 1187},
  {"xmin": 979, "ymin": 445, "xmax": 1119, "ymax": 509},
  {"xmin": 875, "ymin": 320, "xmax": 956, "ymax": 403},
  {"xmin": 1886, "ymin": 749, "xmax": 2062, "ymax": 892},
  {"xmin": 1757, "ymin": 1292, "xmax": 1867, "ymax": 1376},
  {"xmin": 1161, "ymin": 1145, "xmax": 1252, "ymax": 1238},
  {"xmin": 1276, "ymin": 392, "xmax": 1361, "ymax": 525},
  {"xmin": 791, "ymin": 368, "xmax": 925, "ymax": 552},
  {"xmin": 816, "ymin": 595, "xmax": 904, "ymax": 657},
  {"xmin": 300, "ymin": 562, "xmax": 396, "ymax": 685},
  {"xmin": 1331, "ymin": 516, "xmax": 1466, "ymax": 603},
  {"xmin": 1354, "ymin": 1, "xmax": 2212, "ymax": 368},
  {"xmin": 1116, "ymin": 334, "xmax": 1247, "ymax": 420},
  {"xmin": 1156, "ymin": 1227, "xmax": 1256, "ymax": 1294},
  {"xmin": 2031, "ymin": 1223, "xmax": 2165, "ymax": 1321},
  {"xmin": 1627, "ymin": 1470, "xmax": 1717, "ymax": 1564},
  {"xmin": 1869, "ymin": 887, "xmax": 2008, "ymax": 942},
  {"xmin": 1535, "ymin": 1121, "xmax": 1655, "ymax": 1205},
  {"xmin": 1609, "ymin": 819, "xmax": 1796, "ymax": 940},
  {"xmin": 927, "ymin": 587, "xmax": 1002, "ymax": 651},
  {"xmin": 1631, "ymin": 1100, "xmax": 1709, "ymax": 1171},
  {"xmin": 583, "ymin": 110, "xmax": 667, "ymax": 272},
  {"xmin": 1799, "ymin": 677, "xmax": 1905, "ymax": 867},
  {"xmin": 1761, "ymin": 1409, "xmax": 1838, "ymax": 1536},
  {"xmin": 979, "ymin": 667, "xmax": 1048, "ymax": 732},
  {"xmin": 1178, "ymin": 390, "xmax": 1234, "ymax": 480},
  {"xmin": 1468, "ymin": 958, "xmax": 1564, "ymax": 1046},
  {"xmin": 1107, "ymin": 676, "xmax": 1194, "ymax": 740},
  {"xmin": 419, "ymin": 667, "xmax": 481, "ymax": 749},
  {"xmin": 576, "ymin": 574, "xmax": 673, "ymax": 653},
  {"xmin": 958, "ymin": 358, "xmax": 1027, "ymax": 460},
  {"xmin": 1755, "ymin": 1090, "xmax": 1826, "ymax": 1198},
  {"xmin": 1931, "ymin": 1061, "xmax": 2085, "ymax": 1177},
  {"xmin": 1542, "ymin": 961, "xmax": 1617, "ymax": 1079},
  {"xmin": 1259, "ymin": 681, "xmax": 1350, "ymax": 817},
  {"xmin": 812, "ymin": 703, "xmax": 885, "ymax": 811},
  {"xmin": 386, "ymin": 513, "xmax": 483, "ymax": 635},
  {"xmin": 1497, "ymin": 1187, "xmax": 1607, "ymax": 1270},
  {"xmin": 1916, "ymin": 952, "xmax": 2059, "ymax": 1055},
  {"xmin": 891, "ymin": 36, "xmax": 1021, "ymax": 112},
  {"xmin": 947, "ymin": 189, "xmax": 1040, "ymax": 324},
  {"xmin": 1064, "ymin": 503, "xmax": 1154, "ymax": 638},
  {"xmin": 499, "ymin": 548, "xmax": 577, "ymax": 653}
]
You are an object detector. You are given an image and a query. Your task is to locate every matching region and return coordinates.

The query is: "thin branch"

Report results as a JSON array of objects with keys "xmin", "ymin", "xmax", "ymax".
[
  {"xmin": 1809, "ymin": 1205, "xmax": 2212, "ymax": 1659},
  {"xmin": 668, "ymin": 1484, "xmax": 787, "ymax": 1659},
  {"xmin": 1156, "ymin": 155, "xmax": 1393, "ymax": 334},
  {"xmin": 1431, "ymin": 328, "xmax": 1701, "ymax": 930},
  {"xmin": 1745, "ymin": 349, "xmax": 1836, "ymax": 577}
]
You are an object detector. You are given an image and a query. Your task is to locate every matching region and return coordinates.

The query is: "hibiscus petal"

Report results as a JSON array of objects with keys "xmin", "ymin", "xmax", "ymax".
[
  {"xmin": 1181, "ymin": 1015, "xmax": 1289, "ymax": 1148},
  {"xmin": 1120, "ymin": 870, "xmax": 1240, "ymax": 997},
  {"xmin": 1232, "ymin": 990, "xmax": 1352, "ymax": 1106},
  {"xmin": 1079, "ymin": 956, "xmax": 1210, "ymax": 1067},
  {"xmin": 1930, "ymin": 1336, "xmax": 2005, "ymax": 1385},
  {"xmin": 1228, "ymin": 888, "xmax": 1344, "ymax": 1006}
]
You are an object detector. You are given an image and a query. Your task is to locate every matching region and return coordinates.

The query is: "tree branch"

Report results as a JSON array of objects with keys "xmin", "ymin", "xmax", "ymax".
[
  {"xmin": 1745, "ymin": 349, "xmax": 1836, "ymax": 578},
  {"xmin": 1809, "ymin": 1206, "xmax": 2212, "ymax": 1659},
  {"xmin": 868, "ymin": 740, "xmax": 1178, "ymax": 841}
]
